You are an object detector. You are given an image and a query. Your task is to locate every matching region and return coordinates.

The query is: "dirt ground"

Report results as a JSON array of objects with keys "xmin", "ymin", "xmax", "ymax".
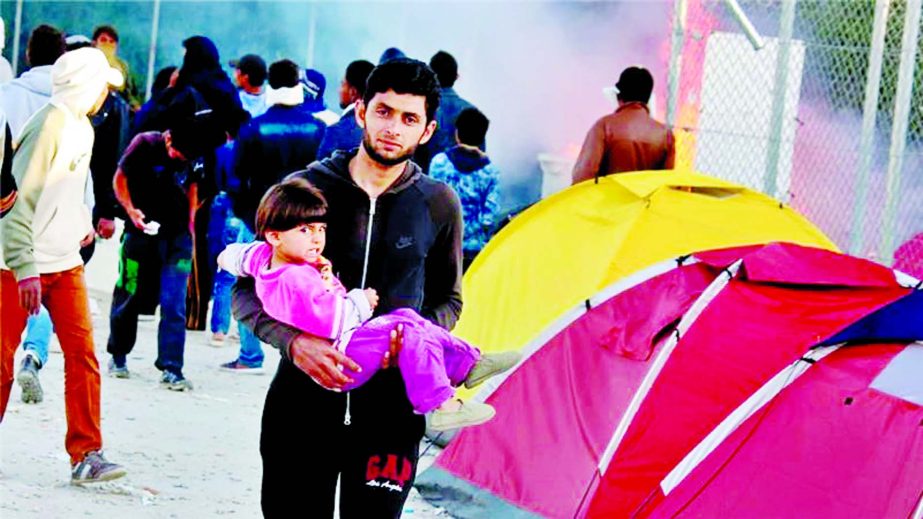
[{"xmin": 0, "ymin": 226, "xmax": 448, "ymax": 518}]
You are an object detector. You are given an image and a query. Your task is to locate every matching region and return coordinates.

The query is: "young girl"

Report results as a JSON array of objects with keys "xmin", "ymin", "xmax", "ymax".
[{"xmin": 218, "ymin": 178, "xmax": 520, "ymax": 431}]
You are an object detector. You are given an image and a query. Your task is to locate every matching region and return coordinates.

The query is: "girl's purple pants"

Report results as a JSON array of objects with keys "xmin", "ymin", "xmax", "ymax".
[{"xmin": 340, "ymin": 308, "xmax": 480, "ymax": 413}]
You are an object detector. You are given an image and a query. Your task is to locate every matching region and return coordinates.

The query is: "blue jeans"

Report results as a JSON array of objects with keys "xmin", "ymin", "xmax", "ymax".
[
  {"xmin": 21, "ymin": 305, "xmax": 51, "ymax": 366},
  {"xmin": 209, "ymin": 193, "xmax": 263, "ymax": 367},
  {"xmin": 107, "ymin": 231, "xmax": 193, "ymax": 375}
]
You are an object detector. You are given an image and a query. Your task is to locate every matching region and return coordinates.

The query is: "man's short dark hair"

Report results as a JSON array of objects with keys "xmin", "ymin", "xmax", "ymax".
[
  {"xmin": 92, "ymin": 25, "xmax": 119, "ymax": 43},
  {"xmin": 27, "ymin": 25, "xmax": 65, "ymax": 67},
  {"xmin": 256, "ymin": 178, "xmax": 328, "ymax": 240},
  {"xmin": 616, "ymin": 66, "xmax": 655, "ymax": 104},
  {"xmin": 456, "ymin": 108, "xmax": 489, "ymax": 147},
  {"xmin": 345, "ymin": 60, "xmax": 375, "ymax": 97},
  {"xmin": 363, "ymin": 58, "xmax": 441, "ymax": 122},
  {"xmin": 236, "ymin": 54, "xmax": 267, "ymax": 87},
  {"xmin": 429, "ymin": 51, "xmax": 458, "ymax": 88},
  {"xmin": 268, "ymin": 59, "xmax": 300, "ymax": 89}
]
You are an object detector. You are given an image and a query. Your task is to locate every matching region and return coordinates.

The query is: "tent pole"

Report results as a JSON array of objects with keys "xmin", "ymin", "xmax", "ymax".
[
  {"xmin": 878, "ymin": 0, "xmax": 921, "ymax": 264},
  {"xmin": 849, "ymin": 0, "xmax": 890, "ymax": 257}
]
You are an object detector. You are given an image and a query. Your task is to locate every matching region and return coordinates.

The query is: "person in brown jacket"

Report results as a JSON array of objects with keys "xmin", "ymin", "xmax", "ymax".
[{"xmin": 572, "ymin": 66, "xmax": 675, "ymax": 184}]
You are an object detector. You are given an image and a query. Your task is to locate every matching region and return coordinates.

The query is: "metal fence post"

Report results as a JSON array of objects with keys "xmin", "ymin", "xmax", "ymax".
[
  {"xmin": 11, "ymin": 0, "xmax": 22, "ymax": 74},
  {"xmin": 763, "ymin": 0, "xmax": 797, "ymax": 199},
  {"xmin": 879, "ymin": 0, "xmax": 922, "ymax": 263},
  {"xmin": 849, "ymin": 0, "xmax": 890, "ymax": 256},
  {"xmin": 305, "ymin": 2, "xmax": 317, "ymax": 69},
  {"xmin": 144, "ymin": 0, "xmax": 161, "ymax": 102},
  {"xmin": 666, "ymin": 0, "xmax": 687, "ymax": 128}
]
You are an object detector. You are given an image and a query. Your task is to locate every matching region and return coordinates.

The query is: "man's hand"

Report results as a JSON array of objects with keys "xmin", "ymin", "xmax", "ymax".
[
  {"xmin": 18, "ymin": 278, "xmax": 41, "ymax": 315},
  {"xmin": 126, "ymin": 207, "xmax": 146, "ymax": 231},
  {"xmin": 364, "ymin": 288, "xmax": 379, "ymax": 309},
  {"xmin": 290, "ymin": 334, "xmax": 362, "ymax": 390},
  {"xmin": 96, "ymin": 218, "xmax": 116, "ymax": 239},
  {"xmin": 381, "ymin": 323, "xmax": 404, "ymax": 369},
  {"xmin": 79, "ymin": 229, "xmax": 96, "ymax": 248}
]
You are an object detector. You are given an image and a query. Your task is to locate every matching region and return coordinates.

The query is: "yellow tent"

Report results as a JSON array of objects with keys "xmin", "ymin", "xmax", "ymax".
[{"xmin": 455, "ymin": 171, "xmax": 836, "ymax": 396}]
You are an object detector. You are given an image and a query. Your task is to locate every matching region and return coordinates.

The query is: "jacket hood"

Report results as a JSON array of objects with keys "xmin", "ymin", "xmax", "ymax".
[
  {"xmin": 10, "ymin": 66, "xmax": 53, "ymax": 97},
  {"xmin": 180, "ymin": 36, "xmax": 221, "ymax": 78},
  {"xmin": 313, "ymin": 149, "xmax": 423, "ymax": 196},
  {"xmin": 446, "ymin": 146, "xmax": 491, "ymax": 173},
  {"xmin": 51, "ymin": 48, "xmax": 123, "ymax": 117}
]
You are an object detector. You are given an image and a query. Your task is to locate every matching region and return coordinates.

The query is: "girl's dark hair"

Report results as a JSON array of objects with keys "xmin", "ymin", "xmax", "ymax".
[{"xmin": 255, "ymin": 178, "xmax": 327, "ymax": 240}]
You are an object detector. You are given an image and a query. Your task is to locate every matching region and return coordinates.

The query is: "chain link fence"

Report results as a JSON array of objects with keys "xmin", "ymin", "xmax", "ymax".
[{"xmin": 668, "ymin": 0, "xmax": 923, "ymax": 275}]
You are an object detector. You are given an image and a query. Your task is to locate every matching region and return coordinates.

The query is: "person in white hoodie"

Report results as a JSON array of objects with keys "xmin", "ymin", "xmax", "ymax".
[
  {"xmin": 0, "ymin": 25, "xmax": 65, "ymax": 406},
  {"xmin": 0, "ymin": 25, "xmax": 66, "ymax": 137},
  {"xmin": 0, "ymin": 18, "xmax": 14, "ymax": 84},
  {"xmin": 0, "ymin": 47, "xmax": 127, "ymax": 484}
]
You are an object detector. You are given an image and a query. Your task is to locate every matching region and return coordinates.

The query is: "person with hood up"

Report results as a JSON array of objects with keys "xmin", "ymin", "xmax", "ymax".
[
  {"xmin": 175, "ymin": 36, "xmax": 247, "ymax": 332},
  {"xmin": 0, "ymin": 18, "xmax": 13, "ymax": 83},
  {"xmin": 0, "ymin": 25, "xmax": 66, "ymax": 407},
  {"xmin": 1, "ymin": 47, "xmax": 127, "ymax": 483},
  {"xmin": 0, "ymin": 24, "xmax": 66, "ymax": 138},
  {"xmin": 175, "ymin": 35, "xmax": 248, "ymax": 138}
]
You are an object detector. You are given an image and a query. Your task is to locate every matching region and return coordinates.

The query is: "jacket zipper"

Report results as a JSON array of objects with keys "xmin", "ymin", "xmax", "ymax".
[
  {"xmin": 360, "ymin": 197, "xmax": 377, "ymax": 289},
  {"xmin": 346, "ymin": 196, "xmax": 377, "ymax": 426}
]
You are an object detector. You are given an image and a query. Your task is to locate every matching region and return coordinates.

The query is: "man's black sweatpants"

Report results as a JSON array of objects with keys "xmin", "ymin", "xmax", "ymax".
[{"xmin": 260, "ymin": 358, "xmax": 425, "ymax": 518}]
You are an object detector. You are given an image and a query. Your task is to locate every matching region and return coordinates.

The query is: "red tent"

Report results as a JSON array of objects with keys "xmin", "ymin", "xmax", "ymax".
[{"xmin": 416, "ymin": 243, "xmax": 923, "ymax": 518}]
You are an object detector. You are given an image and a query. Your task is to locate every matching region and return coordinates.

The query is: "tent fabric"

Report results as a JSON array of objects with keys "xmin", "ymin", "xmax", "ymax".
[
  {"xmin": 821, "ymin": 290, "xmax": 923, "ymax": 346},
  {"xmin": 638, "ymin": 344, "xmax": 923, "ymax": 519},
  {"xmin": 421, "ymin": 262, "xmax": 718, "ymax": 518},
  {"xmin": 699, "ymin": 242, "xmax": 899, "ymax": 287},
  {"xmin": 587, "ymin": 279, "xmax": 910, "ymax": 517},
  {"xmin": 871, "ymin": 345, "xmax": 923, "ymax": 405},
  {"xmin": 452, "ymin": 170, "xmax": 836, "ymax": 399},
  {"xmin": 419, "ymin": 243, "xmax": 920, "ymax": 519}
]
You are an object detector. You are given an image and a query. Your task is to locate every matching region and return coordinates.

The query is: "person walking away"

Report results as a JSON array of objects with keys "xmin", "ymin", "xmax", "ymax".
[
  {"xmin": 317, "ymin": 60, "xmax": 374, "ymax": 160},
  {"xmin": 174, "ymin": 35, "xmax": 247, "ymax": 332},
  {"xmin": 1, "ymin": 47, "xmax": 127, "ymax": 483},
  {"xmin": 222, "ymin": 58, "xmax": 326, "ymax": 372},
  {"xmin": 417, "ymin": 51, "xmax": 483, "ymax": 173},
  {"xmin": 429, "ymin": 107, "xmax": 499, "ymax": 271},
  {"xmin": 571, "ymin": 66, "xmax": 675, "ymax": 184}
]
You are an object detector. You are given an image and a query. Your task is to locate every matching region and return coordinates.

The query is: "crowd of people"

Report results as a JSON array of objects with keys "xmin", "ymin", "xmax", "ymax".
[{"xmin": 0, "ymin": 21, "xmax": 670, "ymax": 518}]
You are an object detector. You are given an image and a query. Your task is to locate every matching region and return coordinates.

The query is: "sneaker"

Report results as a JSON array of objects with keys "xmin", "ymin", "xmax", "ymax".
[
  {"xmin": 108, "ymin": 356, "xmax": 130, "ymax": 379},
  {"xmin": 463, "ymin": 351, "xmax": 523, "ymax": 389},
  {"xmin": 219, "ymin": 359, "xmax": 264, "ymax": 375},
  {"xmin": 71, "ymin": 451, "xmax": 126, "ymax": 484},
  {"xmin": 17, "ymin": 354, "xmax": 43, "ymax": 404},
  {"xmin": 429, "ymin": 400, "xmax": 496, "ymax": 432},
  {"xmin": 209, "ymin": 332, "xmax": 227, "ymax": 347},
  {"xmin": 160, "ymin": 370, "xmax": 193, "ymax": 391}
]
